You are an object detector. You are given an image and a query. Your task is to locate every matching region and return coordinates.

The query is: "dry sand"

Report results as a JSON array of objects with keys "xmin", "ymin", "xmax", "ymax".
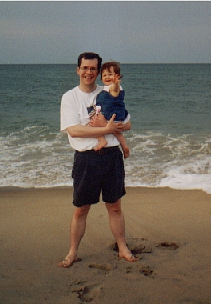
[{"xmin": 1, "ymin": 186, "xmax": 211, "ymax": 304}]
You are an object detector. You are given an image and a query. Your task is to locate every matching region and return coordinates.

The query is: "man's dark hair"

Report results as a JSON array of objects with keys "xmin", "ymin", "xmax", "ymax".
[{"xmin": 77, "ymin": 52, "xmax": 102, "ymax": 71}]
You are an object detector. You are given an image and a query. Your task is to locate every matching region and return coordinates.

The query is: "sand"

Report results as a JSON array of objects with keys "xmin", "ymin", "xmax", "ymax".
[{"xmin": 1, "ymin": 186, "xmax": 211, "ymax": 304}]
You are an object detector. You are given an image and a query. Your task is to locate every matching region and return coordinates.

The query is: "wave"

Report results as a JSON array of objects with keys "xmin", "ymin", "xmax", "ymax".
[{"xmin": 1, "ymin": 127, "xmax": 211, "ymax": 193}]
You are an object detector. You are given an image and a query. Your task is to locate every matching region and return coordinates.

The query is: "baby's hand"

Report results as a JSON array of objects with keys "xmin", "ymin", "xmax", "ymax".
[
  {"xmin": 112, "ymin": 74, "xmax": 121, "ymax": 84},
  {"xmin": 95, "ymin": 105, "xmax": 101, "ymax": 115},
  {"xmin": 90, "ymin": 113, "xmax": 107, "ymax": 127}
]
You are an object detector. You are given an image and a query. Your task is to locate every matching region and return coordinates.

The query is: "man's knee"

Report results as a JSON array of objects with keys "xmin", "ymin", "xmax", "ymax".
[
  {"xmin": 106, "ymin": 200, "xmax": 121, "ymax": 213},
  {"xmin": 74, "ymin": 205, "xmax": 91, "ymax": 218}
]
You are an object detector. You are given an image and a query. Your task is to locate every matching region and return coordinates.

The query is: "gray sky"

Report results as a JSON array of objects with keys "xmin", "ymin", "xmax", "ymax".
[{"xmin": 1, "ymin": 1, "xmax": 211, "ymax": 64}]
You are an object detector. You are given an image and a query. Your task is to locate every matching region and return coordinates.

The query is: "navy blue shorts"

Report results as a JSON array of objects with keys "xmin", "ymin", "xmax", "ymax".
[{"xmin": 72, "ymin": 146, "xmax": 126, "ymax": 207}]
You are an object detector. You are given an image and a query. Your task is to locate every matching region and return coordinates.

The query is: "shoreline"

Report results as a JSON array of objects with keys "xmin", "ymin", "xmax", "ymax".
[
  {"xmin": 1, "ymin": 184, "xmax": 211, "ymax": 193},
  {"xmin": 1, "ymin": 186, "xmax": 211, "ymax": 303}
]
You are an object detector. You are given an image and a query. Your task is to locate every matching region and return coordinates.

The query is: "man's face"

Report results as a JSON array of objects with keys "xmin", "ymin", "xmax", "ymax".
[{"xmin": 77, "ymin": 58, "xmax": 99, "ymax": 87}]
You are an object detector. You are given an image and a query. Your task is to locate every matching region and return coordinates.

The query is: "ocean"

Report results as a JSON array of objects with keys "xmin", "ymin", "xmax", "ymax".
[{"xmin": 1, "ymin": 64, "xmax": 211, "ymax": 193}]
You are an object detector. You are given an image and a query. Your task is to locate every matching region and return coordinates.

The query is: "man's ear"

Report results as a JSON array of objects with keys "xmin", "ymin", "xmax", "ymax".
[{"xmin": 76, "ymin": 67, "xmax": 80, "ymax": 75}]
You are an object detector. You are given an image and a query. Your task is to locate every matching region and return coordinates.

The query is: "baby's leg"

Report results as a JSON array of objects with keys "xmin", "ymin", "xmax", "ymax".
[
  {"xmin": 94, "ymin": 137, "xmax": 108, "ymax": 150},
  {"xmin": 115, "ymin": 133, "xmax": 130, "ymax": 158},
  {"xmin": 89, "ymin": 113, "xmax": 108, "ymax": 150}
]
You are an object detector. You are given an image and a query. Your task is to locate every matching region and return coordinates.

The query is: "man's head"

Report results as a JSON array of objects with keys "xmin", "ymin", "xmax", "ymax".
[
  {"xmin": 77, "ymin": 52, "xmax": 102, "ymax": 72},
  {"xmin": 76, "ymin": 52, "xmax": 102, "ymax": 92}
]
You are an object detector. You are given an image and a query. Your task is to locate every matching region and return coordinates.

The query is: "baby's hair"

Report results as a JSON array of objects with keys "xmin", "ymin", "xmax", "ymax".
[{"xmin": 101, "ymin": 61, "xmax": 123, "ymax": 79}]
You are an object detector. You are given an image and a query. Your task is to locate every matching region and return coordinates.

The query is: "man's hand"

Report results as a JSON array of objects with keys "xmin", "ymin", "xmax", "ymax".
[
  {"xmin": 89, "ymin": 113, "xmax": 125, "ymax": 135},
  {"xmin": 106, "ymin": 114, "xmax": 124, "ymax": 134}
]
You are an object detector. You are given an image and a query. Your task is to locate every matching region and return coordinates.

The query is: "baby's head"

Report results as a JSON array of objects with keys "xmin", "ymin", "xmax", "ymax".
[{"xmin": 101, "ymin": 61, "xmax": 122, "ymax": 86}]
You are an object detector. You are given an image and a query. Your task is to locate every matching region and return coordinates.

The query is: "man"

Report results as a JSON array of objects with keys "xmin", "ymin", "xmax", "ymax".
[{"xmin": 58, "ymin": 52, "xmax": 137, "ymax": 268}]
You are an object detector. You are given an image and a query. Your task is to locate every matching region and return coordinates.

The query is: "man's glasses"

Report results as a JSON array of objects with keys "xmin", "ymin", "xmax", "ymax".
[{"xmin": 80, "ymin": 67, "xmax": 98, "ymax": 72}]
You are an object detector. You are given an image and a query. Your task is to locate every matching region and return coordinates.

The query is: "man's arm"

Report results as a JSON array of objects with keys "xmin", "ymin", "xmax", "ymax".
[
  {"xmin": 67, "ymin": 114, "xmax": 124, "ymax": 138},
  {"xmin": 122, "ymin": 120, "xmax": 131, "ymax": 131},
  {"xmin": 89, "ymin": 113, "xmax": 131, "ymax": 133}
]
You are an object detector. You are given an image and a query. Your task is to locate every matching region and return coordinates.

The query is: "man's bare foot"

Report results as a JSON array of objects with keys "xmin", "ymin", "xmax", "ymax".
[
  {"xmin": 123, "ymin": 146, "xmax": 130, "ymax": 159},
  {"xmin": 58, "ymin": 254, "xmax": 82, "ymax": 268},
  {"xmin": 118, "ymin": 253, "xmax": 138, "ymax": 262},
  {"xmin": 118, "ymin": 247, "xmax": 138, "ymax": 262},
  {"xmin": 94, "ymin": 138, "xmax": 108, "ymax": 151}
]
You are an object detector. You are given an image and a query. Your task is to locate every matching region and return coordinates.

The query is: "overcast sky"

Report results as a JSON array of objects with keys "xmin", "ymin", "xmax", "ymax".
[{"xmin": 1, "ymin": 1, "xmax": 211, "ymax": 64}]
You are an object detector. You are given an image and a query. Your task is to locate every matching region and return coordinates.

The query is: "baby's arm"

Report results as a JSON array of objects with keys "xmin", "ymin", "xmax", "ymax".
[{"xmin": 109, "ymin": 74, "xmax": 121, "ymax": 97}]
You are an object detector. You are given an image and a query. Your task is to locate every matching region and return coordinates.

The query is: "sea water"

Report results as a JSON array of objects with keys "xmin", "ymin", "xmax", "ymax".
[{"xmin": 1, "ymin": 64, "xmax": 211, "ymax": 193}]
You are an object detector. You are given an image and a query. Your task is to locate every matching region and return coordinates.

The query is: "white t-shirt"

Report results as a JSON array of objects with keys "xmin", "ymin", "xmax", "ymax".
[
  {"xmin": 103, "ymin": 85, "xmax": 123, "ymax": 92},
  {"xmin": 60, "ymin": 85, "xmax": 129, "ymax": 151}
]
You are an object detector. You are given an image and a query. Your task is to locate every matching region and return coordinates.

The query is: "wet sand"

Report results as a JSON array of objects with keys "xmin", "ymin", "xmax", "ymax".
[{"xmin": 1, "ymin": 186, "xmax": 211, "ymax": 304}]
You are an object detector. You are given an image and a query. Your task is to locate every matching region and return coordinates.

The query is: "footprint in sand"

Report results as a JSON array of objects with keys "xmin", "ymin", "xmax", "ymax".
[
  {"xmin": 73, "ymin": 283, "xmax": 102, "ymax": 302},
  {"xmin": 88, "ymin": 262, "xmax": 112, "ymax": 271},
  {"xmin": 156, "ymin": 242, "xmax": 179, "ymax": 250},
  {"xmin": 112, "ymin": 238, "xmax": 153, "ymax": 254},
  {"xmin": 138, "ymin": 265, "xmax": 156, "ymax": 278}
]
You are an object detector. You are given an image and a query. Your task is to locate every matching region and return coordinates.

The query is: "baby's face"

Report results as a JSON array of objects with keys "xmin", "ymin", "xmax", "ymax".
[{"xmin": 101, "ymin": 67, "xmax": 115, "ymax": 86}]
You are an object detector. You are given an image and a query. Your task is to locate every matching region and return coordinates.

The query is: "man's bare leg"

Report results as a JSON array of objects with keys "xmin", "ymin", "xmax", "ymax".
[
  {"xmin": 105, "ymin": 199, "xmax": 138, "ymax": 262},
  {"xmin": 58, "ymin": 204, "xmax": 91, "ymax": 268}
]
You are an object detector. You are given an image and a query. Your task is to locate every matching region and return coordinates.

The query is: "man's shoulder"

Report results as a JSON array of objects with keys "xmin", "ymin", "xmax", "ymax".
[
  {"xmin": 96, "ymin": 85, "xmax": 104, "ymax": 91},
  {"xmin": 62, "ymin": 86, "xmax": 78, "ymax": 97},
  {"xmin": 63, "ymin": 85, "xmax": 103, "ymax": 97},
  {"xmin": 61, "ymin": 87, "xmax": 80, "ymax": 107},
  {"xmin": 93, "ymin": 85, "xmax": 104, "ymax": 96}
]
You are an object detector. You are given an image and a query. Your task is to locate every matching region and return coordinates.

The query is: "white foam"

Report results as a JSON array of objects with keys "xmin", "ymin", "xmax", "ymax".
[
  {"xmin": 1, "ymin": 128, "xmax": 211, "ymax": 194},
  {"xmin": 160, "ymin": 173, "xmax": 211, "ymax": 194}
]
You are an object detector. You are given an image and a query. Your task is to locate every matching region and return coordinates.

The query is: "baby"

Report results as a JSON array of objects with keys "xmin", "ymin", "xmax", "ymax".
[{"xmin": 91, "ymin": 61, "xmax": 130, "ymax": 158}]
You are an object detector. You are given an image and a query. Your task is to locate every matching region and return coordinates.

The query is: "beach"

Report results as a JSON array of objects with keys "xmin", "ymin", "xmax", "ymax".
[{"xmin": 1, "ymin": 186, "xmax": 211, "ymax": 304}]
